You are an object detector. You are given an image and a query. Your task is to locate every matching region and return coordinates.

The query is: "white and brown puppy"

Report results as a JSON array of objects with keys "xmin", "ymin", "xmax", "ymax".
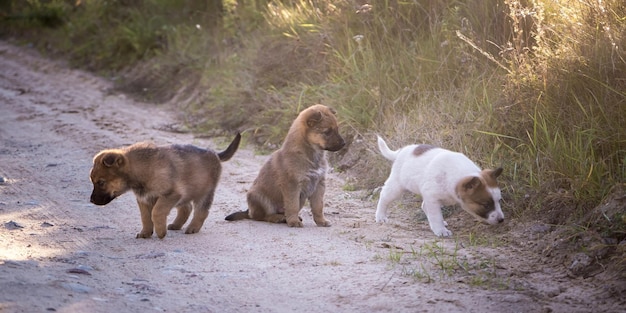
[
  {"xmin": 225, "ymin": 104, "xmax": 345, "ymax": 227},
  {"xmin": 375, "ymin": 136, "xmax": 504, "ymax": 237}
]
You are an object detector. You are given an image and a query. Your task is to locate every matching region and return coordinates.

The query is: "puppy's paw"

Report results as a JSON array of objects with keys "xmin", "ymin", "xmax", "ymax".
[
  {"xmin": 156, "ymin": 230, "xmax": 167, "ymax": 239},
  {"xmin": 433, "ymin": 227, "xmax": 453, "ymax": 237},
  {"xmin": 184, "ymin": 226, "xmax": 200, "ymax": 234},
  {"xmin": 136, "ymin": 231, "xmax": 153, "ymax": 239},
  {"xmin": 375, "ymin": 215, "xmax": 388, "ymax": 223},
  {"xmin": 287, "ymin": 220, "xmax": 303, "ymax": 227},
  {"xmin": 167, "ymin": 223, "xmax": 183, "ymax": 230},
  {"xmin": 315, "ymin": 219, "xmax": 331, "ymax": 227},
  {"xmin": 286, "ymin": 215, "xmax": 303, "ymax": 227},
  {"xmin": 287, "ymin": 216, "xmax": 302, "ymax": 227}
]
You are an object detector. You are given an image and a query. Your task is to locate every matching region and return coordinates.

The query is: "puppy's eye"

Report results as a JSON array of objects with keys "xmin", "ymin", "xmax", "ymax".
[
  {"xmin": 482, "ymin": 200, "xmax": 495, "ymax": 210},
  {"xmin": 97, "ymin": 180, "xmax": 106, "ymax": 187},
  {"xmin": 323, "ymin": 129, "xmax": 333, "ymax": 136}
]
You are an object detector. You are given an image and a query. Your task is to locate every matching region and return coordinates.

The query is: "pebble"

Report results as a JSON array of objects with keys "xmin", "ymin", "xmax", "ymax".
[
  {"xmin": 76, "ymin": 264, "xmax": 94, "ymax": 271},
  {"xmin": 163, "ymin": 265, "xmax": 186, "ymax": 273},
  {"xmin": 4, "ymin": 220, "xmax": 24, "ymax": 230},
  {"xmin": 501, "ymin": 294, "xmax": 527, "ymax": 303},
  {"xmin": 67, "ymin": 268, "xmax": 92, "ymax": 275},
  {"xmin": 569, "ymin": 252, "xmax": 592, "ymax": 273},
  {"xmin": 74, "ymin": 251, "xmax": 90, "ymax": 257},
  {"xmin": 60, "ymin": 282, "xmax": 91, "ymax": 293},
  {"xmin": 2, "ymin": 259, "xmax": 38, "ymax": 267},
  {"xmin": 617, "ymin": 240, "xmax": 626, "ymax": 254},
  {"xmin": 135, "ymin": 252, "xmax": 165, "ymax": 259},
  {"xmin": 529, "ymin": 223, "xmax": 551, "ymax": 233},
  {"xmin": 541, "ymin": 285, "xmax": 562, "ymax": 298}
]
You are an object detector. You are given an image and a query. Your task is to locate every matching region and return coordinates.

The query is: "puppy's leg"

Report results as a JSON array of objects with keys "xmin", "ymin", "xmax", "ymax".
[
  {"xmin": 168, "ymin": 203, "xmax": 192, "ymax": 230},
  {"xmin": 136, "ymin": 199, "xmax": 155, "ymax": 239},
  {"xmin": 185, "ymin": 191, "xmax": 215, "ymax": 234},
  {"xmin": 421, "ymin": 199, "xmax": 452, "ymax": 237},
  {"xmin": 309, "ymin": 179, "xmax": 330, "ymax": 227},
  {"xmin": 283, "ymin": 187, "xmax": 303, "ymax": 227},
  {"xmin": 247, "ymin": 192, "xmax": 286, "ymax": 223},
  {"xmin": 265, "ymin": 213, "xmax": 287, "ymax": 223},
  {"xmin": 152, "ymin": 196, "xmax": 181, "ymax": 239},
  {"xmin": 375, "ymin": 179, "xmax": 404, "ymax": 223}
]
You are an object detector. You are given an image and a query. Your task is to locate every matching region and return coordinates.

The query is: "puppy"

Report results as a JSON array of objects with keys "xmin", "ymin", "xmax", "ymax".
[
  {"xmin": 90, "ymin": 133, "xmax": 241, "ymax": 239},
  {"xmin": 375, "ymin": 136, "xmax": 504, "ymax": 237},
  {"xmin": 225, "ymin": 104, "xmax": 345, "ymax": 227}
]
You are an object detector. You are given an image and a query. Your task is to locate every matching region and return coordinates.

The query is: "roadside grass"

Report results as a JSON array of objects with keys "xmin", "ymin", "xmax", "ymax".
[{"xmin": 380, "ymin": 238, "xmax": 511, "ymax": 289}]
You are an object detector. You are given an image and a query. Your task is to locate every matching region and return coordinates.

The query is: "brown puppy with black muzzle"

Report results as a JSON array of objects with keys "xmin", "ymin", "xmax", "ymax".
[
  {"xmin": 225, "ymin": 104, "xmax": 345, "ymax": 227},
  {"xmin": 89, "ymin": 133, "xmax": 241, "ymax": 239}
]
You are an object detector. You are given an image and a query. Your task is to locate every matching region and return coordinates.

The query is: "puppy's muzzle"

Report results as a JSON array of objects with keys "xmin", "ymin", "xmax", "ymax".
[
  {"xmin": 90, "ymin": 191, "xmax": 115, "ymax": 206},
  {"xmin": 325, "ymin": 135, "xmax": 345, "ymax": 152},
  {"xmin": 484, "ymin": 211, "xmax": 505, "ymax": 225}
]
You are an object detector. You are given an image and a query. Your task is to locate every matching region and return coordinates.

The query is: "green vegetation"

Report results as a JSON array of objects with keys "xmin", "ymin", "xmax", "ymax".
[
  {"xmin": 1, "ymin": 0, "xmax": 624, "ymax": 238},
  {"xmin": 391, "ymin": 240, "xmax": 509, "ymax": 288}
]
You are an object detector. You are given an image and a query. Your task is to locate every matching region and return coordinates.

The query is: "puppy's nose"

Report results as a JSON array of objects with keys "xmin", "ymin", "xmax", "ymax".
[{"xmin": 497, "ymin": 217, "xmax": 504, "ymax": 223}]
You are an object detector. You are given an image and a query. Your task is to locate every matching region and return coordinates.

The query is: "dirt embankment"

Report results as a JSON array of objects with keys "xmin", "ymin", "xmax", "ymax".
[{"xmin": 0, "ymin": 40, "xmax": 624, "ymax": 313}]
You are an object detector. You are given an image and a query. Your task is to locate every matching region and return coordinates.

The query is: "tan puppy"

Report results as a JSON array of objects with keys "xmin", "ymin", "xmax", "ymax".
[
  {"xmin": 225, "ymin": 104, "xmax": 345, "ymax": 227},
  {"xmin": 90, "ymin": 133, "xmax": 241, "ymax": 239}
]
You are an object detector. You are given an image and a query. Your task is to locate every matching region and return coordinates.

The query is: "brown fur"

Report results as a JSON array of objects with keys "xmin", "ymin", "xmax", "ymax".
[
  {"xmin": 413, "ymin": 144, "xmax": 436, "ymax": 156},
  {"xmin": 225, "ymin": 104, "xmax": 345, "ymax": 227},
  {"xmin": 455, "ymin": 168, "xmax": 503, "ymax": 220},
  {"xmin": 90, "ymin": 133, "xmax": 241, "ymax": 239}
]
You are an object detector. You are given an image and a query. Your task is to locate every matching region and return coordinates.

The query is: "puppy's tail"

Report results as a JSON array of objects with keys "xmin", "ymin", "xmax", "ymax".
[
  {"xmin": 225, "ymin": 210, "xmax": 250, "ymax": 221},
  {"xmin": 218, "ymin": 132, "xmax": 242, "ymax": 162},
  {"xmin": 377, "ymin": 135, "xmax": 399, "ymax": 161}
]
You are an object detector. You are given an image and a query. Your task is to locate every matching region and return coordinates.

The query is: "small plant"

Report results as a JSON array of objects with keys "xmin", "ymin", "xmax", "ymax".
[
  {"xmin": 388, "ymin": 248, "xmax": 403, "ymax": 265},
  {"xmin": 467, "ymin": 274, "xmax": 489, "ymax": 287},
  {"xmin": 409, "ymin": 245, "xmax": 422, "ymax": 259},
  {"xmin": 465, "ymin": 231, "xmax": 502, "ymax": 248},
  {"xmin": 401, "ymin": 265, "xmax": 432, "ymax": 283},
  {"xmin": 327, "ymin": 260, "xmax": 342, "ymax": 266},
  {"xmin": 396, "ymin": 238, "xmax": 509, "ymax": 288},
  {"xmin": 342, "ymin": 183, "xmax": 356, "ymax": 192}
]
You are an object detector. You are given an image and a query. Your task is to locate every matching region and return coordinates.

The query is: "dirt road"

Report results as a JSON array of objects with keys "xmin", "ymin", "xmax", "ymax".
[{"xmin": 0, "ymin": 41, "xmax": 622, "ymax": 313}]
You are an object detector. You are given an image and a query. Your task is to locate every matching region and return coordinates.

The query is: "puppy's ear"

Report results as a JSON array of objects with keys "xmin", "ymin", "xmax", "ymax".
[
  {"xmin": 102, "ymin": 152, "xmax": 124, "ymax": 168},
  {"xmin": 307, "ymin": 111, "xmax": 323, "ymax": 127},
  {"xmin": 328, "ymin": 106, "xmax": 337, "ymax": 115},
  {"xmin": 491, "ymin": 167, "xmax": 503, "ymax": 179},
  {"xmin": 462, "ymin": 176, "xmax": 482, "ymax": 192}
]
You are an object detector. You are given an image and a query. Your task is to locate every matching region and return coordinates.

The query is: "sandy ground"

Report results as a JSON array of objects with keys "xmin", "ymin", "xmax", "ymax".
[{"xmin": 0, "ymin": 41, "xmax": 624, "ymax": 313}]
